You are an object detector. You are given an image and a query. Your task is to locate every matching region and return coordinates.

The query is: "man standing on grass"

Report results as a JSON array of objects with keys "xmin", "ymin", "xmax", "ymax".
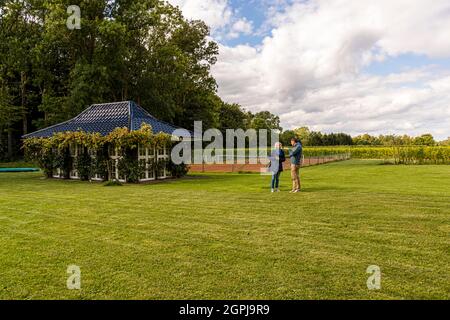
[{"xmin": 289, "ymin": 138, "xmax": 303, "ymax": 193}]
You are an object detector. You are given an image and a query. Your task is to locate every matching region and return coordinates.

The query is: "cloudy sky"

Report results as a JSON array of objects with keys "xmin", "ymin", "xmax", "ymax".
[{"xmin": 169, "ymin": 0, "xmax": 450, "ymax": 139}]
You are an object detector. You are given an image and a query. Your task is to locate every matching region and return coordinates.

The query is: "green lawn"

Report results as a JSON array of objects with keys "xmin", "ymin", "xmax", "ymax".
[{"xmin": 0, "ymin": 160, "xmax": 449, "ymax": 300}]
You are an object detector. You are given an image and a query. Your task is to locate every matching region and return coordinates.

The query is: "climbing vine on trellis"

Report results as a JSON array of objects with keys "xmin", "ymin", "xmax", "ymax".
[{"xmin": 22, "ymin": 124, "xmax": 181, "ymax": 182}]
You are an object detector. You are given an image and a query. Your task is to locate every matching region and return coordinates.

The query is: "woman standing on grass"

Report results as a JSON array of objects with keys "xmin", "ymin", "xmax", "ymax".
[{"xmin": 269, "ymin": 142, "xmax": 286, "ymax": 193}]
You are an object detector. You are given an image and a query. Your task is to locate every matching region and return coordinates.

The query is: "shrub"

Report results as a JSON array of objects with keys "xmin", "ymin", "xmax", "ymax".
[
  {"xmin": 117, "ymin": 148, "xmax": 145, "ymax": 183},
  {"xmin": 103, "ymin": 180, "xmax": 123, "ymax": 187},
  {"xmin": 92, "ymin": 147, "xmax": 109, "ymax": 181},
  {"xmin": 53, "ymin": 148, "xmax": 72, "ymax": 179},
  {"xmin": 155, "ymin": 158, "xmax": 169, "ymax": 180},
  {"xmin": 167, "ymin": 162, "xmax": 189, "ymax": 178},
  {"xmin": 75, "ymin": 149, "xmax": 92, "ymax": 181},
  {"xmin": 23, "ymin": 138, "xmax": 55, "ymax": 178}
]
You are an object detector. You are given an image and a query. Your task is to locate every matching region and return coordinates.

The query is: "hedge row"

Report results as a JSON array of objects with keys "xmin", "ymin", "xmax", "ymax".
[{"xmin": 303, "ymin": 146, "xmax": 450, "ymax": 164}]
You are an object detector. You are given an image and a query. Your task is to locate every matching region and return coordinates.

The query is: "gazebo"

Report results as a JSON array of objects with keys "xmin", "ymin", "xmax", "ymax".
[{"xmin": 23, "ymin": 101, "xmax": 190, "ymax": 182}]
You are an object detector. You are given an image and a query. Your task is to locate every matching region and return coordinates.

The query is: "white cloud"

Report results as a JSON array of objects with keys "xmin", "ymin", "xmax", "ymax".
[
  {"xmin": 168, "ymin": 0, "xmax": 254, "ymax": 40},
  {"xmin": 227, "ymin": 18, "xmax": 253, "ymax": 39},
  {"xmin": 172, "ymin": 0, "xmax": 450, "ymax": 139},
  {"xmin": 279, "ymin": 70, "xmax": 450, "ymax": 138},
  {"xmin": 169, "ymin": 0, "xmax": 233, "ymax": 30},
  {"xmin": 212, "ymin": 0, "xmax": 450, "ymax": 139}
]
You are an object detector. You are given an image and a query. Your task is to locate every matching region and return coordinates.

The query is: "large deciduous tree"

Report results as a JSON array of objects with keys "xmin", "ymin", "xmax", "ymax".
[{"xmin": 0, "ymin": 0, "xmax": 228, "ymax": 159}]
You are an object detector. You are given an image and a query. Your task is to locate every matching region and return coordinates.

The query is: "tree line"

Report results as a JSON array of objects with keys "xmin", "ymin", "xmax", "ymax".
[
  {"xmin": 0, "ymin": 0, "xmax": 281, "ymax": 161},
  {"xmin": 280, "ymin": 127, "xmax": 448, "ymax": 147}
]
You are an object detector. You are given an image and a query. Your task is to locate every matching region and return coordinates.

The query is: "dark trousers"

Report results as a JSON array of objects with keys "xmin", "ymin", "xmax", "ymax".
[{"xmin": 271, "ymin": 171, "xmax": 281, "ymax": 189}]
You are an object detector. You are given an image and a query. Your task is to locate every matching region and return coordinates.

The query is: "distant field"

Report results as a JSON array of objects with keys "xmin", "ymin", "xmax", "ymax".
[
  {"xmin": 303, "ymin": 146, "xmax": 450, "ymax": 164},
  {"xmin": 195, "ymin": 146, "xmax": 450, "ymax": 164},
  {"xmin": 0, "ymin": 160, "xmax": 449, "ymax": 299}
]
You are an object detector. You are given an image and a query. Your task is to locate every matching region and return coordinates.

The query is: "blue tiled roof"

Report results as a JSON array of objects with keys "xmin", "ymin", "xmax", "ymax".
[{"xmin": 23, "ymin": 101, "xmax": 190, "ymax": 138}]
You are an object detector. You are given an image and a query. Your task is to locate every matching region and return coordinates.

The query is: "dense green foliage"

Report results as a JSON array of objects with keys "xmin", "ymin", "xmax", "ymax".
[
  {"xmin": 281, "ymin": 127, "xmax": 446, "ymax": 147},
  {"xmin": 117, "ymin": 148, "xmax": 143, "ymax": 183},
  {"xmin": 0, "ymin": 0, "xmax": 218, "ymax": 127},
  {"xmin": 75, "ymin": 148, "xmax": 92, "ymax": 181},
  {"xmin": 439, "ymin": 137, "xmax": 450, "ymax": 146},
  {"xmin": 22, "ymin": 124, "xmax": 186, "ymax": 182},
  {"xmin": 0, "ymin": 0, "xmax": 282, "ymax": 160},
  {"xmin": 281, "ymin": 127, "xmax": 353, "ymax": 146},
  {"xmin": 167, "ymin": 160, "xmax": 189, "ymax": 178},
  {"xmin": 0, "ymin": 160, "xmax": 449, "ymax": 299},
  {"xmin": 353, "ymin": 133, "xmax": 438, "ymax": 146}
]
